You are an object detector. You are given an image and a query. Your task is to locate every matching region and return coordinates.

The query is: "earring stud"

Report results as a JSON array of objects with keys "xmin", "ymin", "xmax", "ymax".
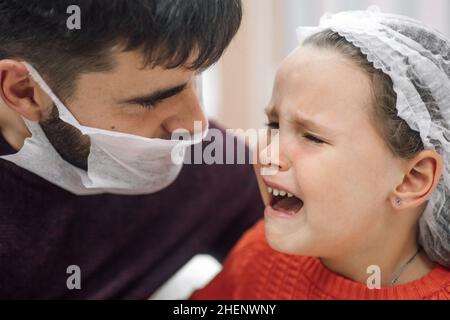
[{"xmin": 394, "ymin": 199, "xmax": 402, "ymax": 206}]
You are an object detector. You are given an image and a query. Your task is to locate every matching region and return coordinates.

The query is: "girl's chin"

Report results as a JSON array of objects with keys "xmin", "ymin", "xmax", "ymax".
[
  {"xmin": 263, "ymin": 214, "xmax": 311, "ymax": 256},
  {"xmin": 265, "ymin": 235, "xmax": 309, "ymax": 256}
]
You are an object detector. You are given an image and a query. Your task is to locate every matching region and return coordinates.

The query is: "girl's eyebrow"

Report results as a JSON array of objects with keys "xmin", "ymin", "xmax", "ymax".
[
  {"xmin": 264, "ymin": 106, "xmax": 277, "ymax": 117},
  {"xmin": 294, "ymin": 116, "xmax": 331, "ymax": 134},
  {"xmin": 265, "ymin": 105, "xmax": 336, "ymax": 136},
  {"xmin": 294, "ymin": 112, "xmax": 335, "ymax": 136}
]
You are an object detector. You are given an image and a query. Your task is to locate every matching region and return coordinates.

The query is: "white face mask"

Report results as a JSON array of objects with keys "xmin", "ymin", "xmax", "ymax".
[{"xmin": 0, "ymin": 62, "xmax": 208, "ymax": 195}]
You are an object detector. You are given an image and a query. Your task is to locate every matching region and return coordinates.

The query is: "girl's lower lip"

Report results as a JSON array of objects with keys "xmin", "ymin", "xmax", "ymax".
[{"xmin": 264, "ymin": 205, "xmax": 301, "ymax": 219}]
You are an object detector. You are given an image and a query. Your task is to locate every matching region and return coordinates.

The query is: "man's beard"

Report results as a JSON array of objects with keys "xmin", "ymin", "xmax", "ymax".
[{"xmin": 40, "ymin": 106, "xmax": 91, "ymax": 171}]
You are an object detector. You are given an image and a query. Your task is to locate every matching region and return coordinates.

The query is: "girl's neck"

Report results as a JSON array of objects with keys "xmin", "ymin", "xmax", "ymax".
[{"xmin": 320, "ymin": 233, "xmax": 437, "ymax": 287}]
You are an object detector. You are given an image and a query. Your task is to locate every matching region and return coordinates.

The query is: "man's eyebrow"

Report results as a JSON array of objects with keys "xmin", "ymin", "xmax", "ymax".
[{"xmin": 121, "ymin": 83, "xmax": 188, "ymax": 105}]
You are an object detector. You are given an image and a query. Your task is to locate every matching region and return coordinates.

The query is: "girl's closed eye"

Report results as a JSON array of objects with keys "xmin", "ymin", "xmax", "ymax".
[
  {"xmin": 302, "ymin": 133, "xmax": 325, "ymax": 144},
  {"xmin": 266, "ymin": 121, "xmax": 279, "ymax": 129},
  {"xmin": 266, "ymin": 121, "xmax": 325, "ymax": 144}
]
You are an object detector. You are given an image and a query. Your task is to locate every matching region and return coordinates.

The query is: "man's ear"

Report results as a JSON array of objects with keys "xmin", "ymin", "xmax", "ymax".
[
  {"xmin": 391, "ymin": 150, "xmax": 443, "ymax": 210},
  {"xmin": 0, "ymin": 59, "xmax": 50, "ymax": 122}
]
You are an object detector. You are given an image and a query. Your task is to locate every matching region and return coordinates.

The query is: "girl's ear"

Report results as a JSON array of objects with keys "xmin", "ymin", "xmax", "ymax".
[{"xmin": 391, "ymin": 150, "xmax": 442, "ymax": 210}]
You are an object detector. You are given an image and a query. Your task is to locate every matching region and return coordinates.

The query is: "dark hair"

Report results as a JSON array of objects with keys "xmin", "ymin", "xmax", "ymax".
[
  {"xmin": 0, "ymin": 0, "xmax": 242, "ymax": 100},
  {"xmin": 303, "ymin": 29, "xmax": 424, "ymax": 159}
]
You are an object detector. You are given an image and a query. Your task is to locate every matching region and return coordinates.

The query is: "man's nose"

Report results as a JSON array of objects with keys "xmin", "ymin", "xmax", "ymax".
[{"xmin": 161, "ymin": 88, "xmax": 207, "ymax": 136}]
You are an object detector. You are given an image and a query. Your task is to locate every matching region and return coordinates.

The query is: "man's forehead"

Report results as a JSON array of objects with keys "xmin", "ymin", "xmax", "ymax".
[
  {"xmin": 106, "ymin": 50, "xmax": 196, "ymax": 88},
  {"xmin": 113, "ymin": 45, "xmax": 201, "ymax": 69},
  {"xmin": 68, "ymin": 50, "xmax": 196, "ymax": 106}
]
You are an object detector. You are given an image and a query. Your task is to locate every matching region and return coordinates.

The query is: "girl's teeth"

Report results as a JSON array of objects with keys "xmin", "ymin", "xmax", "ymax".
[{"xmin": 267, "ymin": 187, "xmax": 295, "ymax": 198}]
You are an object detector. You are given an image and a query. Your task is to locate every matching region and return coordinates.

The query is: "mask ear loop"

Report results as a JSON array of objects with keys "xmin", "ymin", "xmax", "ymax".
[{"xmin": 21, "ymin": 61, "xmax": 83, "ymax": 128}]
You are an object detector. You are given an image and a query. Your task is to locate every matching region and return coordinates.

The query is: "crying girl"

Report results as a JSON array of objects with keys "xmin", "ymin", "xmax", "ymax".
[{"xmin": 191, "ymin": 9, "xmax": 450, "ymax": 300}]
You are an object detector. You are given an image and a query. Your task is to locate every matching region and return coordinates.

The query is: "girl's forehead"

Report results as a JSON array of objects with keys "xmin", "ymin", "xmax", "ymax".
[
  {"xmin": 277, "ymin": 46, "xmax": 363, "ymax": 82},
  {"xmin": 271, "ymin": 46, "xmax": 375, "ymax": 132},
  {"xmin": 275, "ymin": 47, "xmax": 372, "ymax": 105}
]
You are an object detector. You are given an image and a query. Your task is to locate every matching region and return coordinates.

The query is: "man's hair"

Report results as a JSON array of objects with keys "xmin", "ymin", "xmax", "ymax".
[{"xmin": 0, "ymin": 0, "xmax": 242, "ymax": 100}]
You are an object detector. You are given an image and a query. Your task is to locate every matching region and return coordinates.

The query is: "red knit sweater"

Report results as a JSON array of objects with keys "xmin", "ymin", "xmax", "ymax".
[{"xmin": 191, "ymin": 221, "xmax": 450, "ymax": 300}]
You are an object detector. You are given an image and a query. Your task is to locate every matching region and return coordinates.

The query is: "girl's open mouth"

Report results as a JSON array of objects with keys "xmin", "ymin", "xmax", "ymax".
[{"xmin": 268, "ymin": 187, "xmax": 304, "ymax": 216}]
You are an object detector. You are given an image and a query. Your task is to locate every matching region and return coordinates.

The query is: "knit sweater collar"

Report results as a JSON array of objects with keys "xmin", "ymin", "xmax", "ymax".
[{"xmin": 302, "ymin": 257, "xmax": 450, "ymax": 299}]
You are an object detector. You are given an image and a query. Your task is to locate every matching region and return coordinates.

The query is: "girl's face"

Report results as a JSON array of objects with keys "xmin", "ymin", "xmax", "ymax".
[{"xmin": 262, "ymin": 46, "xmax": 405, "ymax": 258}]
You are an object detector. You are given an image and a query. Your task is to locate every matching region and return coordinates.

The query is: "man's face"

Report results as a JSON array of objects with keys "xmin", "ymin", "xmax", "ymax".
[{"xmin": 39, "ymin": 49, "xmax": 207, "ymax": 169}]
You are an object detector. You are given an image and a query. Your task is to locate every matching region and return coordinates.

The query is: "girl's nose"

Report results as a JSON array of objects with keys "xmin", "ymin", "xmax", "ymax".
[{"xmin": 259, "ymin": 131, "xmax": 289, "ymax": 173}]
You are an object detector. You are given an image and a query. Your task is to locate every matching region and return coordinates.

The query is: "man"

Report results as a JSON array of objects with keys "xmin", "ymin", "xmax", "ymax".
[{"xmin": 0, "ymin": 0, "xmax": 263, "ymax": 299}]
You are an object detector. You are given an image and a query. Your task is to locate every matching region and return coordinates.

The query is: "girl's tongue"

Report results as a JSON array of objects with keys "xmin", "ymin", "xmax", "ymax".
[{"xmin": 272, "ymin": 196, "xmax": 304, "ymax": 215}]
